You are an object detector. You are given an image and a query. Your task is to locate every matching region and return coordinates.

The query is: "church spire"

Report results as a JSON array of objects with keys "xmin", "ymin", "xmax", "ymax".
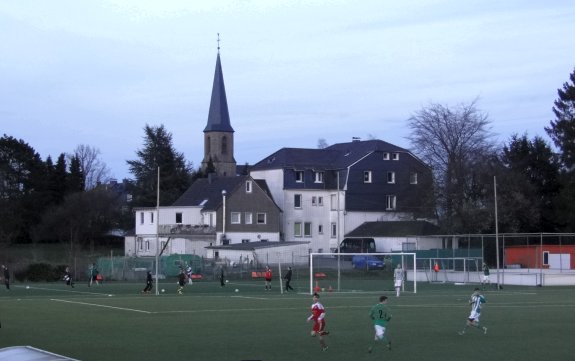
[
  {"xmin": 202, "ymin": 35, "xmax": 236, "ymax": 177},
  {"xmin": 204, "ymin": 38, "xmax": 234, "ymax": 133}
]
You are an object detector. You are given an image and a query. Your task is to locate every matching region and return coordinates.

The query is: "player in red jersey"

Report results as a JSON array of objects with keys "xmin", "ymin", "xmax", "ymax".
[
  {"xmin": 264, "ymin": 266, "xmax": 272, "ymax": 291},
  {"xmin": 307, "ymin": 293, "xmax": 329, "ymax": 351}
]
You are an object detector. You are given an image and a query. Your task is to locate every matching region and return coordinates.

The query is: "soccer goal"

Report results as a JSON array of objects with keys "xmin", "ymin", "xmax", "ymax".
[{"xmin": 309, "ymin": 253, "xmax": 417, "ymax": 294}]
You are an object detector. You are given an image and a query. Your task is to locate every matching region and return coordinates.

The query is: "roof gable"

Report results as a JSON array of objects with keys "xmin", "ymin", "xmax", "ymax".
[{"xmin": 345, "ymin": 221, "xmax": 441, "ymax": 237}]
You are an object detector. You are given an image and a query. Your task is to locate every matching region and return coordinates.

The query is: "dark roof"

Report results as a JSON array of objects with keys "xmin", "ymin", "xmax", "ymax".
[
  {"xmin": 206, "ymin": 241, "xmax": 309, "ymax": 251},
  {"xmin": 250, "ymin": 139, "xmax": 410, "ymax": 171},
  {"xmin": 204, "ymin": 53, "xmax": 234, "ymax": 133},
  {"xmin": 171, "ymin": 176, "xmax": 247, "ymax": 210},
  {"xmin": 345, "ymin": 221, "xmax": 441, "ymax": 237}
]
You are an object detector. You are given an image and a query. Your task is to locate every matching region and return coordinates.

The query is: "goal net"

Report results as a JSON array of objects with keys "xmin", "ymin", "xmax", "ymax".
[{"xmin": 309, "ymin": 253, "xmax": 417, "ymax": 294}]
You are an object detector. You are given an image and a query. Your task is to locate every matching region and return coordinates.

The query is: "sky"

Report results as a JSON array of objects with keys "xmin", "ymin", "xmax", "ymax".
[{"xmin": 1, "ymin": 0, "xmax": 574, "ymax": 181}]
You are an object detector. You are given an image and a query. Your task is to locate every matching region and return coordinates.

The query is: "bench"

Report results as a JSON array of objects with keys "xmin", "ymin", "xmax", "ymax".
[{"xmin": 314, "ymin": 272, "xmax": 327, "ymax": 279}]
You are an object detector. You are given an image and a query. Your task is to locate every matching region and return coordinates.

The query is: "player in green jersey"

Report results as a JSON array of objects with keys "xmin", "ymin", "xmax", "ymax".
[{"xmin": 368, "ymin": 295, "xmax": 392, "ymax": 353}]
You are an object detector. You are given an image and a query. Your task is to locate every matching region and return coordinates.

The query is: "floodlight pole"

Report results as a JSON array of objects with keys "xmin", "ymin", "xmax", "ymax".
[
  {"xmin": 494, "ymin": 176, "xmax": 501, "ymax": 290},
  {"xmin": 155, "ymin": 167, "xmax": 160, "ymax": 295}
]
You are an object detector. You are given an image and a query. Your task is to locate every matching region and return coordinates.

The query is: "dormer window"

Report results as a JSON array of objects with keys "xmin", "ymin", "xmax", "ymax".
[
  {"xmin": 392, "ymin": 153, "xmax": 399, "ymax": 160},
  {"xmin": 314, "ymin": 171, "xmax": 324, "ymax": 183},
  {"xmin": 295, "ymin": 171, "xmax": 304, "ymax": 183},
  {"xmin": 383, "ymin": 152, "xmax": 390, "ymax": 160}
]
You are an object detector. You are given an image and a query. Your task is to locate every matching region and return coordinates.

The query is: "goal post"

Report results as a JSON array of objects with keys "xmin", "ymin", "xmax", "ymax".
[{"xmin": 309, "ymin": 252, "xmax": 417, "ymax": 294}]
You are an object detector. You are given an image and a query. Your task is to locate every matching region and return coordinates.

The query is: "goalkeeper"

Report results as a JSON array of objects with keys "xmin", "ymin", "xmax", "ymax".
[{"xmin": 368, "ymin": 295, "xmax": 392, "ymax": 353}]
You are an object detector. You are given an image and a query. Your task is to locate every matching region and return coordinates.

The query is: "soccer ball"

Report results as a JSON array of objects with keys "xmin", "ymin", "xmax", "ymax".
[
  {"xmin": 161, "ymin": 289, "xmax": 165, "ymax": 293},
  {"xmin": 226, "ymin": 280, "xmax": 229, "ymax": 283},
  {"xmin": 235, "ymin": 289, "xmax": 239, "ymax": 293},
  {"xmin": 26, "ymin": 286, "xmax": 30, "ymax": 289},
  {"xmin": 321, "ymin": 288, "xmax": 325, "ymax": 292}
]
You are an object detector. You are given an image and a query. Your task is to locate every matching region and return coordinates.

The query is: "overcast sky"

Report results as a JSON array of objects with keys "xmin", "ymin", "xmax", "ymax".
[{"xmin": 1, "ymin": 0, "xmax": 574, "ymax": 180}]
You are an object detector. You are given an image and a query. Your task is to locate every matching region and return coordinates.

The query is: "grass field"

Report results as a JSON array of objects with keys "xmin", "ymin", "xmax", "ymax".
[{"xmin": 1, "ymin": 278, "xmax": 574, "ymax": 361}]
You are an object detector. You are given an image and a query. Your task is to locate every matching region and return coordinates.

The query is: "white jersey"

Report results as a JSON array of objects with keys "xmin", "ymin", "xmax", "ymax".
[{"xmin": 394, "ymin": 268, "xmax": 404, "ymax": 281}]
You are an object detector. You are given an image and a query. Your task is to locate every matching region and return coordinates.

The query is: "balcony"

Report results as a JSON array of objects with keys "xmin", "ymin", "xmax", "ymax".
[{"xmin": 158, "ymin": 224, "xmax": 216, "ymax": 236}]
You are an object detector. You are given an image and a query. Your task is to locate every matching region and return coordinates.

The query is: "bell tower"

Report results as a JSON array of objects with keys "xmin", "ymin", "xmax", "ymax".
[{"xmin": 202, "ymin": 36, "xmax": 236, "ymax": 177}]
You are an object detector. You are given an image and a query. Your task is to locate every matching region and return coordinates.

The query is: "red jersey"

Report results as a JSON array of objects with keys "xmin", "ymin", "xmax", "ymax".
[
  {"xmin": 309, "ymin": 301, "xmax": 325, "ymax": 321},
  {"xmin": 265, "ymin": 269, "xmax": 272, "ymax": 281}
]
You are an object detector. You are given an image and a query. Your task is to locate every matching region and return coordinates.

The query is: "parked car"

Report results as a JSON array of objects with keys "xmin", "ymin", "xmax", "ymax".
[{"xmin": 352, "ymin": 255, "xmax": 385, "ymax": 270}]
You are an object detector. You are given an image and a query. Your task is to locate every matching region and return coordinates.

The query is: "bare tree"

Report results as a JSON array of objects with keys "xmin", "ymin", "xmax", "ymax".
[
  {"xmin": 69, "ymin": 145, "xmax": 111, "ymax": 189},
  {"xmin": 406, "ymin": 99, "xmax": 495, "ymax": 232},
  {"xmin": 317, "ymin": 138, "xmax": 329, "ymax": 149}
]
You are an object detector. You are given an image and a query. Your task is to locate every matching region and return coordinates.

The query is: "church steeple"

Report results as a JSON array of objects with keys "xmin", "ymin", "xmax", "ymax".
[{"xmin": 202, "ymin": 37, "xmax": 236, "ymax": 177}]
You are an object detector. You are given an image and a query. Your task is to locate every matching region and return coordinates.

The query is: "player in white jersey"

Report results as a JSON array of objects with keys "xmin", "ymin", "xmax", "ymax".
[
  {"xmin": 393, "ymin": 265, "xmax": 403, "ymax": 297},
  {"xmin": 459, "ymin": 288, "xmax": 487, "ymax": 335}
]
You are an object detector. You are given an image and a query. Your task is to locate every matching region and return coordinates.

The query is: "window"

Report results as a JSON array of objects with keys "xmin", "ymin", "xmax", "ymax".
[
  {"xmin": 318, "ymin": 224, "xmax": 323, "ymax": 234},
  {"xmin": 318, "ymin": 196, "xmax": 324, "ymax": 206},
  {"xmin": 364, "ymin": 171, "xmax": 372, "ymax": 183},
  {"xmin": 387, "ymin": 171, "xmax": 395, "ymax": 184},
  {"xmin": 245, "ymin": 180, "xmax": 252, "ymax": 193},
  {"xmin": 294, "ymin": 194, "xmax": 302, "ymax": 208},
  {"xmin": 312, "ymin": 196, "xmax": 317, "ymax": 206},
  {"xmin": 383, "ymin": 152, "xmax": 390, "ymax": 160},
  {"xmin": 295, "ymin": 170, "xmax": 304, "ymax": 183},
  {"xmin": 241, "ymin": 239, "xmax": 250, "ymax": 244},
  {"xmin": 221, "ymin": 136, "xmax": 228, "ymax": 155},
  {"xmin": 314, "ymin": 171, "xmax": 324, "ymax": 183},
  {"xmin": 231, "ymin": 212, "xmax": 241, "ymax": 224},
  {"xmin": 150, "ymin": 212, "xmax": 154, "ymax": 224},
  {"xmin": 330, "ymin": 194, "xmax": 337, "ymax": 211},
  {"xmin": 304, "ymin": 222, "xmax": 312, "ymax": 237},
  {"xmin": 257, "ymin": 213, "xmax": 266, "ymax": 224},
  {"xmin": 410, "ymin": 172, "xmax": 418, "ymax": 184},
  {"xmin": 386, "ymin": 195, "xmax": 397, "ymax": 210},
  {"xmin": 175, "ymin": 212, "xmax": 182, "ymax": 224},
  {"xmin": 331, "ymin": 222, "xmax": 337, "ymax": 238},
  {"xmin": 244, "ymin": 212, "xmax": 253, "ymax": 224},
  {"xmin": 392, "ymin": 152, "xmax": 399, "ymax": 160},
  {"xmin": 160, "ymin": 241, "xmax": 166, "ymax": 250},
  {"xmin": 294, "ymin": 222, "xmax": 302, "ymax": 237},
  {"xmin": 145, "ymin": 241, "xmax": 150, "ymax": 251},
  {"xmin": 137, "ymin": 237, "xmax": 143, "ymax": 250},
  {"xmin": 140, "ymin": 212, "xmax": 144, "ymax": 225}
]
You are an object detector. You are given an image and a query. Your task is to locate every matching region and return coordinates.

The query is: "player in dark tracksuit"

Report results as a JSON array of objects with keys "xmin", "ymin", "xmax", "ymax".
[{"xmin": 142, "ymin": 271, "xmax": 153, "ymax": 293}]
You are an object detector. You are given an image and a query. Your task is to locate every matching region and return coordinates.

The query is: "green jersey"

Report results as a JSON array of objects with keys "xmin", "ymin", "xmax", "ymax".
[{"xmin": 369, "ymin": 303, "xmax": 391, "ymax": 327}]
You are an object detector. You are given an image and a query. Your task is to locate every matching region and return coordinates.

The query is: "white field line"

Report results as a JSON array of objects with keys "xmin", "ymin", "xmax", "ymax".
[
  {"xmin": 230, "ymin": 295, "xmax": 269, "ymax": 300},
  {"xmin": 51, "ymin": 299, "xmax": 152, "ymax": 314},
  {"xmin": 15, "ymin": 284, "xmax": 112, "ymax": 296}
]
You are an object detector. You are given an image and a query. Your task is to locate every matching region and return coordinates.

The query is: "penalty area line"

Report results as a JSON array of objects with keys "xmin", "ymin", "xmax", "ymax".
[{"xmin": 51, "ymin": 299, "xmax": 152, "ymax": 314}]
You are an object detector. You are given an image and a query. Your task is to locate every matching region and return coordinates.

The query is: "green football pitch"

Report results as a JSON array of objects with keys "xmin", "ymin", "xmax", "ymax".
[{"xmin": 1, "ymin": 279, "xmax": 574, "ymax": 361}]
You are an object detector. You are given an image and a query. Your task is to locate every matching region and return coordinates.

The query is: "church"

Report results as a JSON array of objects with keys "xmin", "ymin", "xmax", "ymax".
[{"xmin": 125, "ymin": 48, "xmax": 439, "ymax": 265}]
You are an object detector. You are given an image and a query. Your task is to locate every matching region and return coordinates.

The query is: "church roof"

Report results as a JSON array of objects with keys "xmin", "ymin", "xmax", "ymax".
[{"xmin": 204, "ymin": 53, "xmax": 234, "ymax": 133}]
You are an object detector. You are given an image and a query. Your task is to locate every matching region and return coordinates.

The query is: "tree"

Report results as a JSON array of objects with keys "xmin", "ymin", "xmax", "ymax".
[
  {"xmin": 69, "ymin": 144, "xmax": 111, "ymax": 189},
  {"xmin": 127, "ymin": 124, "xmax": 193, "ymax": 207},
  {"xmin": 545, "ymin": 67, "xmax": 575, "ymax": 169},
  {"xmin": 32, "ymin": 188, "xmax": 121, "ymax": 257},
  {"xmin": 500, "ymin": 134, "xmax": 561, "ymax": 232},
  {"xmin": 317, "ymin": 138, "xmax": 329, "ymax": 149},
  {"xmin": 407, "ymin": 100, "xmax": 495, "ymax": 233},
  {"xmin": 67, "ymin": 155, "xmax": 85, "ymax": 193},
  {"xmin": 0, "ymin": 135, "xmax": 47, "ymax": 243}
]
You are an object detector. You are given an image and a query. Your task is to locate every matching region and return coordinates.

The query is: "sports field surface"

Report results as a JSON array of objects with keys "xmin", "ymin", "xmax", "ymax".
[{"xmin": 1, "ymin": 279, "xmax": 574, "ymax": 361}]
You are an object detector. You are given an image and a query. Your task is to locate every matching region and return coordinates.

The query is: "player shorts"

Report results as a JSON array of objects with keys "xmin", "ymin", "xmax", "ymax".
[
  {"xmin": 312, "ymin": 320, "xmax": 326, "ymax": 334},
  {"xmin": 394, "ymin": 280, "xmax": 402, "ymax": 288},
  {"xmin": 482, "ymin": 275, "xmax": 490, "ymax": 282},
  {"xmin": 468, "ymin": 310, "xmax": 481, "ymax": 322},
  {"xmin": 374, "ymin": 325, "xmax": 386, "ymax": 339}
]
